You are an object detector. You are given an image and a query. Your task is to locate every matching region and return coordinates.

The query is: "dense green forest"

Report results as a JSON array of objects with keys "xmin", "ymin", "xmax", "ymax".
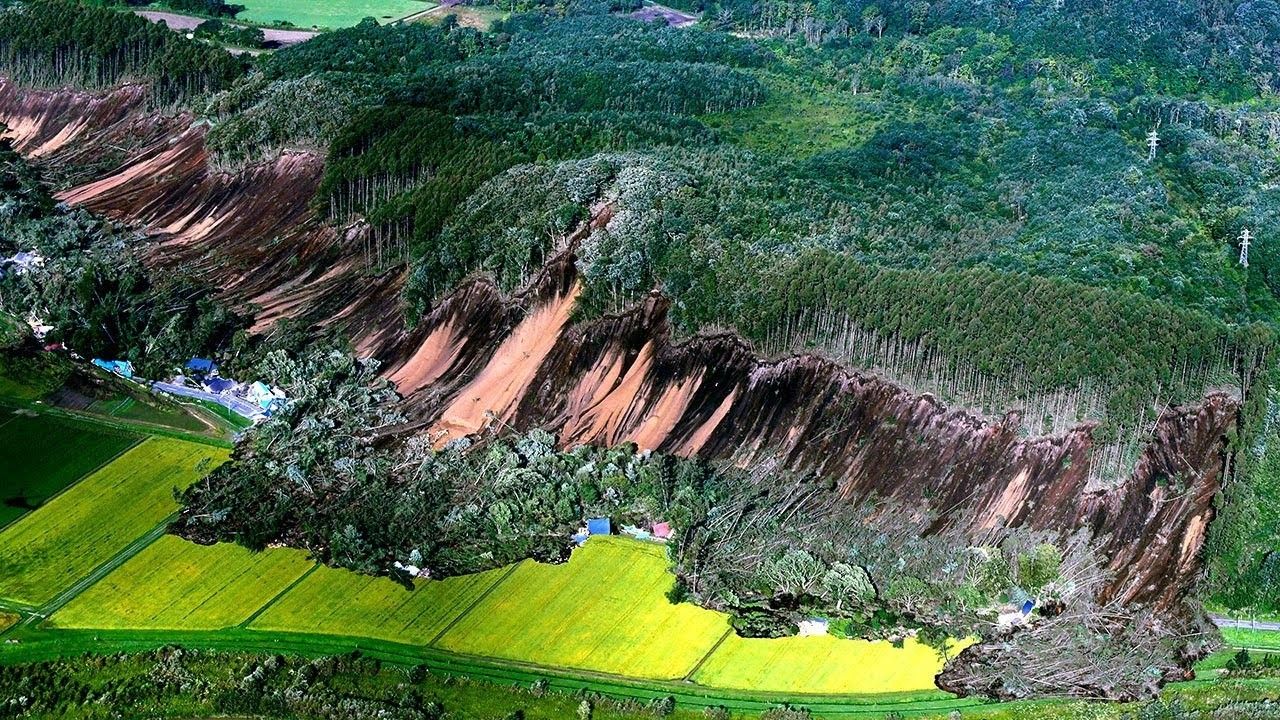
[{"xmin": 5, "ymin": 0, "xmax": 1280, "ymax": 687}]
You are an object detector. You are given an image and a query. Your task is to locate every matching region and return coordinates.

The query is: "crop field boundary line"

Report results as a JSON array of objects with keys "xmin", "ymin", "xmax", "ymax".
[
  {"xmin": 0, "ymin": 434, "xmax": 145, "ymax": 535},
  {"xmin": 0, "ymin": 626, "xmax": 988, "ymax": 715},
  {"xmin": 682, "ymin": 626, "xmax": 734, "ymax": 681},
  {"xmin": 239, "ymin": 562, "xmax": 321, "ymax": 629},
  {"xmin": 21, "ymin": 518, "xmax": 175, "ymax": 630},
  {"xmin": 427, "ymin": 562, "xmax": 523, "ymax": 646},
  {"xmin": 13, "ymin": 400, "xmax": 233, "ymax": 449}
]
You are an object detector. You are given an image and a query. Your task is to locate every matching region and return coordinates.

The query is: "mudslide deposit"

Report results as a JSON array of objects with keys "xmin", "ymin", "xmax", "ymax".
[{"xmin": 0, "ymin": 79, "xmax": 1238, "ymax": 633}]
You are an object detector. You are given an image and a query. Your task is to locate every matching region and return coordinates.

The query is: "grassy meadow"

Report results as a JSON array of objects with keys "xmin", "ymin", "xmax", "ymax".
[
  {"xmin": 234, "ymin": 0, "xmax": 434, "ymax": 29},
  {"xmin": 250, "ymin": 562, "xmax": 509, "ymax": 643},
  {"xmin": 51, "ymin": 536, "xmax": 315, "ymax": 631},
  {"xmin": 0, "ymin": 437, "xmax": 227, "ymax": 606},
  {"xmin": 0, "ymin": 408, "xmax": 138, "ymax": 527},
  {"xmin": 434, "ymin": 537, "xmax": 731, "ymax": 680}
]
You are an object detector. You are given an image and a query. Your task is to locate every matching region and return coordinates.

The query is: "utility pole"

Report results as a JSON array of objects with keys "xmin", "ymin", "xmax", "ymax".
[
  {"xmin": 1239, "ymin": 228, "xmax": 1253, "ymax": 268},
  {"xmin": 1146, "ymin": 128, "xmax": 1160, "ymax": 161}
]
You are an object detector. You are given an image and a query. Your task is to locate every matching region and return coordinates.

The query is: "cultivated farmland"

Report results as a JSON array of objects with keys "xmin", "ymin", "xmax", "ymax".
[
  {"xmin": 0, "ymin": 437, "xmax": 228, "ymax": 606},
  {"xmin": 234, "ymin": 0, "xmax": 434, "ymax": 29},
  {"xmin": 250, "ymin": 562, "xmax": 509, "ymax": 644},
  {"xmin": 51, "ymin": 536, "xmax": 314, "ymax": 631},
  {"xmin": 692, "ymin": 633, "xmax": 963, "ymax": 694},
  {"xmin": 435, "ymin": 537, "xmax": 730, "ymax": 680},
  {"xmin": 0, "ymin": 408, "xmax": 138, "ymax": 527}
]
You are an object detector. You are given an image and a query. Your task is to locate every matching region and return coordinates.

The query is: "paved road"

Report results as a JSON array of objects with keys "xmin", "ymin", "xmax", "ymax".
[
  {"xmin": 152, "ymin": 381, "xmax": 261, "ymax": 421},
  {"xmin": 135, "ymin": 10, "xmax": 319, "ymax": 45},
  {"xmin": 1213, "ymin": 615, "xmax": 1280, "ymax": 632}
]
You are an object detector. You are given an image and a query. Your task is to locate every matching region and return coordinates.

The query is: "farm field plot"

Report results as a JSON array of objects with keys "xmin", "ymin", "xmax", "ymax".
[
  {"xmin": 691, "ymin": 632, "xmax": 962, "ymax": 694},
  {"xmin": 1222, "ymin": 627, "xmax": 1280, "ymax": 650},
  {"xmin": 436, "ymin": 537, "xmax": 730, "ymax": 680},
  {"xmin": 0, "ymin": 408, "xmax": 138, "ymax": 527},
  {"xmin": 51, "ymin": 536, "xmax": 314, "ymax": 631},
  {"xmin": 235, "ymin": 0, "xmax": 434, "ymax": 29},
  {"xmin": 0, "ymin": 611, "xmax": 15, "ymax": 632},
  {"xmin": 0, "ymin": 437, "xmax": 227, "ymax": 606},
  {"xmin": 250, "ymin": 562, "xmax": 508, "ymax": 643}
]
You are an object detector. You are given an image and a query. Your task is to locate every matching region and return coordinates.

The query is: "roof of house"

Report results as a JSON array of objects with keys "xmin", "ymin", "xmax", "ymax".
[
  {"xmin": 204, "ymin": 378, "xmax": 237, "ymax": 394},
  {"xmin": 652, "ymin": 522, "xmax": 672, "ymax": 538},
  {"xmin": 186, "ymin": 357, "xmax": 216, "ymax": 372},
  {"xmin": 587, "ymin": 518, "xmax": 611, "ymax": 534}
]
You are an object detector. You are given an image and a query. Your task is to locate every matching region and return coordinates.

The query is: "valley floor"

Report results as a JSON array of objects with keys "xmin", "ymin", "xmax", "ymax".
[{"xmin": 1, "ymin": 397, "xmax": 1277, "ymax": 718}]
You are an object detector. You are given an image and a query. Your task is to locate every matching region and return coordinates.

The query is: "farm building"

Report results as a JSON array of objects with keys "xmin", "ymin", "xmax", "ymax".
[
  {"xmin": 92, "ymin": 359, "xmax": 135, "ymax": 379},
  {"xmin": 652, "ymin": 522, "xmax": 672, "ymax": 540},
  {"xmin": 797, "ymin": 617, "xmax": 829, "ymax": 637},
  {"xmin": 587, "ymin": 518, "xmax": 611, "ymax": 535},
  {"xmin": 185, "ymin": 357, "xmax": 218, "ymax": 375},
  {"xmin": 202, "ymin": 377, "xmax": 237, "ymax": 394}
]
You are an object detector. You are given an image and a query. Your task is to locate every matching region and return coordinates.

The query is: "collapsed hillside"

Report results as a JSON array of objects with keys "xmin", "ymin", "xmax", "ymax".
[
  {"xmin": 0, "ymin": 76, "xmax": 1240, "ymax": 615},
  {"xmin": 2, "ymin": 0, "xmax": 1277, "ymax": 697}
]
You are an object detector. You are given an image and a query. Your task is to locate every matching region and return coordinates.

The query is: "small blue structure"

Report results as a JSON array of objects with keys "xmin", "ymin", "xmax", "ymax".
[
  {"xmin": 186, "ymin": 357, "xmax": 217, "ymax": 374},
  {"xmin": 1021, "ymin": 599, "xmax": 1035, "ymax": 615},
  {"xmin": 572, "ymin": 532, "xmax": 589, "ymax": 546},
  {"xmin": 587, "ymin": 518, "xmax": 611, "ymax": 535},
  {"xmin": 203, "ymin": 377, "xmax": 237, "ymax": 394},
  {"xmin": 92, "ymin": 358, "xmax": 134, "ymax": 379}
]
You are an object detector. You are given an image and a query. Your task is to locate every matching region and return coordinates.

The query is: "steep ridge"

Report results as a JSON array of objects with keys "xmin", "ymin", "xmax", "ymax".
[
  {"xmin": 396, "ymin": 259, "xmax": 1237, "ymax": 614},
  {"xmin": 0, "ymin": 80, "xmax": 1237, "ymax": 620}
]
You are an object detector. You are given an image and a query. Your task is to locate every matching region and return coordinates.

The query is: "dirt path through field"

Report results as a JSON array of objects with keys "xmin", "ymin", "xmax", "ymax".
[{"xmin": 135, "ymin": 10, "xmax": 320, "ymax": 45}]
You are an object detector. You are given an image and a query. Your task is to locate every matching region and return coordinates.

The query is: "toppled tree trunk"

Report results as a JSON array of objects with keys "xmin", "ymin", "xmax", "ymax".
[{"xmin": 936, "ymin": 538, "xmax": 1221, "ymax": 701}]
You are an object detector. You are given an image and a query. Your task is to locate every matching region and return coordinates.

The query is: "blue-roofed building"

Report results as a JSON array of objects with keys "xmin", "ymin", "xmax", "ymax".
[
  {"xmin": 203, "ymin": 377, "xmax": 237, "ymax": 394},
  {"xmin": 92, "ymin": 358, "xmax": 134, "ymax": 379},
  {"xmin": 186, "ymin": 357, "xmax": 217, "ymax": 374},
  {"xmin": 1021, "ymin": 599, "xmax": 1035, "ymax": 615},
  {"xmin": 587, "ymin": 518, "xmax": 611, "ymax": 535}
]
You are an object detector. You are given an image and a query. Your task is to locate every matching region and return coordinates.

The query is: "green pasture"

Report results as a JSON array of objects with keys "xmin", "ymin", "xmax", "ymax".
[
  {"xmin": 234, "ymin": 0, "xmax": 434, "ymax": 30},
  {"xmin": 0, "ymin": 437, "xmax": 228, "ymax": 606},
  {"xmin": 51, "ymin": 536, "xmax": 314, "ymax": 631},
  {"xmin": 0, "ymin": 407, "xmax": 138, "ymax": 527},
  {"xmin": 250, "ymin": 561, "xmax": 508, "ymax": 643},
  {"xmin": 1221, "ymin": 626, "xmax": 1280, "ymax": 651}
]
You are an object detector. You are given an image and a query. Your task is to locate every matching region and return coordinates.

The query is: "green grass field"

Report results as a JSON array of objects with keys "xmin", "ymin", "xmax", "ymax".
[
  {"xmin": 234, "ymin": 0, "xmax": 434, "ymax": 29},
  {"xmin": 51, "ymin": 536, "xmax": 314, "ymax": 631},
  {"xmin": 0, "ymin": 437, "xmax": 228, "ymax": 606},
  {"xmin": 250, "ymin": 561, "xmax": 509, "ymax": 643},
  {"xmin": 0, "ymin": 408, "xmax": 138, "ymax": 527},
  {"xmin": 435, "ymin": 538, "xmax": 731, "ymax": 680},
  {"xmin": 1221, "ymin": 627, "xmax": 1280, "ymax": 650}
]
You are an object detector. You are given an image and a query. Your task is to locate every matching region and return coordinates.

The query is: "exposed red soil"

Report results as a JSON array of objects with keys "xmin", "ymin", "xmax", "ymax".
[{"xmin": 0, "ymin": 78, "xmax": 1238, "ymax": 622}]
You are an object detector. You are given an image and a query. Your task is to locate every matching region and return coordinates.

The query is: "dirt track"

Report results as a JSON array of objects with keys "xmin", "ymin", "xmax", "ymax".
[{"xmin": 135, "ymin": 10, "xmax": 319, "ymax": 45}]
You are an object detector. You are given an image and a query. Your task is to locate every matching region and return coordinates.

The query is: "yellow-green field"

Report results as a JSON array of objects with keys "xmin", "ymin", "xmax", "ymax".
[
  {"xmin": 693, "ymin": 633, "xmax": 963, "ymax": 694},
  {"xmin": 435, "ymin": 537, "xmax": 731, "ymax": 680},
  {"xmin": 0, "ymin": 611, "xmax": 15, "ymax": 632},
  {"xmin": 51, "ymin": 536, "xmax": 314, "ymax": 631},
  {"xmin": 0, "ymin": 437, "xmax": 227, "ymax": 606},
  {"xmin": 251, "ymin": 562, "xmax": 509, "ymax": 643}
]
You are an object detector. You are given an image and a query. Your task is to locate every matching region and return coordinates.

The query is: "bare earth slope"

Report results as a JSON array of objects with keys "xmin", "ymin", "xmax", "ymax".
[{"xmin": 0, "ymin": 79, "xmax": 1235, "ymax": 627}]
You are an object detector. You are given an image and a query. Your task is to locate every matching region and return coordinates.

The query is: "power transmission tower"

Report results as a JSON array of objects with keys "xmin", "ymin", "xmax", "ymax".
[
  {"xmin": 1146, "ymin": 128, "xmax": 1160, "ymax": 161},
  {"xmin": 1239, "ymin": 228, "xmax": 1253, "ymax": 268}
]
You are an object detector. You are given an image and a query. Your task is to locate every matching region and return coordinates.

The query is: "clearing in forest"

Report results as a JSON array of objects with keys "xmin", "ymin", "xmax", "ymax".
[
  {"xmin": 234, "ymin": 0, "xmax": 435, "ymax": 30},
  {"xmin": 0, "ymin": 437, "xmax": 227, "ymax": 606},
  {"xmin": 0, "ymin": 408, "xmax": 138, "ymax": 528},
  {"xmin": 50, "ymin": 536, "xmax": 315, "ymax": 631},
  {"xmin": 249, "ymin": 561, "xmax": 509, "ymax": 643},
  {"xmin": 434, "ymin": 537, "xmax": 730, "ymax": 680}
]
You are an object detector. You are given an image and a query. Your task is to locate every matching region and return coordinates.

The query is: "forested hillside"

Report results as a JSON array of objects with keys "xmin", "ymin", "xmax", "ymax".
[{"xmin": 4, "ymin": 0, "xmax": 1280, "ymax": 702}]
